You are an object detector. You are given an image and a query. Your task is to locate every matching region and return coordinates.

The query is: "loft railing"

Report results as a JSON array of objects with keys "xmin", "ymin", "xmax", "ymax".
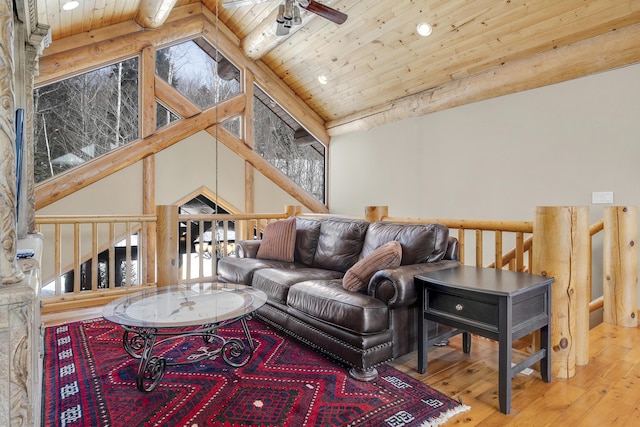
[
  {"xmin": 176, "ymin": 211, "xmax": 291, "ymax": 285},
  {"xmin": 35, "ymin": 215, "xmax": 156, "ymax": 312},
  {"xmin": 35, "ymin": 205, "xmax": 622, "ymax": 320},
  {"xmin": 383, "ymin": 216, "xmax": 534, "ymax": 272}
]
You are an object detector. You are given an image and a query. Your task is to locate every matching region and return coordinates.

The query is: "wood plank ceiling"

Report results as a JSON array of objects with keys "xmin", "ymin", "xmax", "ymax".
[{"xmin": 36, "ymin": 0, "xmax": 640, "ymax": 135}]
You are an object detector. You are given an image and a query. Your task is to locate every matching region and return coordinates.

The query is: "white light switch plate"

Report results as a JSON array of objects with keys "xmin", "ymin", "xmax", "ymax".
[{"xmin": 592, "ymin": 191, "xmax": 614, "ymax": 204}]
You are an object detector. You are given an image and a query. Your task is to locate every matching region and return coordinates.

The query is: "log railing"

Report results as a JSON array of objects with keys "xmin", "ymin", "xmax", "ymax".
[
  {"xmin": 36, "ymin": 215, "xmax": 157, "ymax": 312},
  {"xmin": 34, "ymin": 204, "xmax": 638, "ymax": 381},
  {"xmin": 36, "ymin": 205, "xmax": 632, "ymax": 326},
  {"xmin": 384, "ymin": 216, "xmax": 534, "ymax": 272},
  {"xmin": 175, "ymin": 210, "xmax": 294, "ymax": 285}
]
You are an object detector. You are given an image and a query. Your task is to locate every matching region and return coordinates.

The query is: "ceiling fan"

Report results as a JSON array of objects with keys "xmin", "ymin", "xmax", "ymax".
[{"xmin": 222, "ymin": 0, "xmax": 347, "ymax": 36}]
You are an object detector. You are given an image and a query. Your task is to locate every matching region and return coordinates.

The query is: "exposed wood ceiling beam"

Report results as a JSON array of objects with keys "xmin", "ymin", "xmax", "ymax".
[
  {"xmin": 37, "ymin": 14, "xmax": 205, "ymax": 86},
  {"xmin": 35, "ymin": 96, "xmax": 245, "ymax": 210},
  {"xmin": 135, "ymin": 0, "xmax": 179, "ymax": 29},
  {"xmin": 240, "ymin": 0, "xmax": 339, "ymax": 60},
  {"xmin": 325, "ymin": 22, "xmax": 640, "ymax": 136}
]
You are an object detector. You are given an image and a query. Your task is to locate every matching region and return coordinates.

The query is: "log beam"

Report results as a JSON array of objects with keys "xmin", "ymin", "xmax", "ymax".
[
  {"xmin": 326, "ymin": 23, "xmax": 640, "ymax": 136},
  {"xmin": 35, "ymin": 95, "xmax": 245, "ymax": 210},
  {"xmin": 210, "ymin": 124, "xmax": 328, "ymax": 214},
  {"xmin": 202, "ymin": 19, "xmax": 330, "ymax": 146},
  {"xmin": 135, "ymin": 0, "xmax": 179, "ymax": 29},
  {"xmin": 37, "ymin": 10, "xmax": 329, "ymax": 146},
  {"xmin": 36, "ymin": 14, "xmax": 205, "ymax": 86}
]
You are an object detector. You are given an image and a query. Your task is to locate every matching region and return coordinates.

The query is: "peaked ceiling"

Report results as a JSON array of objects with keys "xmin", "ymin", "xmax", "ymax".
[{"xmin": 36, "ymin": 0, "xmax": 640, "ymax": 135}]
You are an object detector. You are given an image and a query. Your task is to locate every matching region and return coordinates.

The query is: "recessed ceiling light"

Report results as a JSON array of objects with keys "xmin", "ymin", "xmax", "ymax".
[
  {"xmin": 317, "ymin": 75, "xmax": 328, "ymax": 85},
  {"xmin": 62, "ymin": 1, "xmax": 80, "ymax": 11},
  {"xmin": 417, "ymin": 22, "xmax": 433, "ymax": 37}
]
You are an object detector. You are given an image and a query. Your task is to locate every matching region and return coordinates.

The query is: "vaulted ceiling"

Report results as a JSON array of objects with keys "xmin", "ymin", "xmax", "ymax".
[{"xmin": 36, "ymin": 0, "xmax": 640, "ymax": 135}]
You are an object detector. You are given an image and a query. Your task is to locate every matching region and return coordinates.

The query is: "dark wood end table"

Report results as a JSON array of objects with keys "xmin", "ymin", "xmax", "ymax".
[{"xmin": 415, "ymin": 265, "xmax": 553, "ymax": 414}]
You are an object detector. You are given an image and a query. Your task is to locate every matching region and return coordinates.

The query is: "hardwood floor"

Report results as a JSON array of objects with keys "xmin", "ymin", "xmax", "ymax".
[
  {"xmin": 43, "ymin": 309, "xmax": 640, "ymax": 426},
  {"xmin": 391, "ymin": 324, "xmax": 640, "ymax": 426}
]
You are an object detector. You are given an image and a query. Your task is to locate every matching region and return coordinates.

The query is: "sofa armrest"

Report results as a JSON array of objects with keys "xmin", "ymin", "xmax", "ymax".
[
  {"xmin": 235, "ymin": 240, "xmax": 261, "ymax": 258},
  {"xmin": 367, "ymin": 260, "xmax": 460, "ymax": 308}
]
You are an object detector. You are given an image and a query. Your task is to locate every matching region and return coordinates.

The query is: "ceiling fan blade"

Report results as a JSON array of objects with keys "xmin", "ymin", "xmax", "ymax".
[
  {"xmin": 222, "ymin": 0, "xmax": 273, "ymax": 9},
  {"xmin": 299, "ymin": 0, "xmax": 347, "ymax": 25}
]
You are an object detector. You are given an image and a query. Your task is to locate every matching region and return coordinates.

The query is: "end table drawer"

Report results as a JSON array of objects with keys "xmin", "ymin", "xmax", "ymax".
[{"xmin": 428, "ymin": 291, "xmax": 498, "ymax": 326}]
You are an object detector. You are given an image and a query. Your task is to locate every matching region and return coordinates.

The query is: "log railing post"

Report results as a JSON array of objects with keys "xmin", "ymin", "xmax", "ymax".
[
  {"xmin": 365, "ymin": 206, "xmax": 388, "ymax": 222},
  {"xmin": 603, "ymin": 206, "xmax": 638, "ymax": 327},
  {"xmin": 285, "ymin": 205, "xmax": 302, "ymax": 216},
  {"xmin": 533, "ymin": 206, "xmax": 590, "ymax": 378},
  {"xmin": 156, "ymin": 205, "xmax": 179, "ymax": 287}
]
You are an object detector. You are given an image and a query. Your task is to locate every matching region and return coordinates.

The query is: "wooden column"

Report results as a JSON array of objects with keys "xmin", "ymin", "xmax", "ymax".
[
  {"xmin": 603, "ymin": 206, "xmax": 638, "ymax": 327},
  {"xmin": 143, "ymin": 156, "xmax": 156, "ymax": 284},
  {"xmin": 532, "ymin": 206, "xmax": 590, "ymax": 378},
  {"xmin": 365, "ymin": 206, "xmax": 388, "ymax": 222},
  {"xmin": 156, "ymin": 205, "xmax": 179, "ymax": 287}
]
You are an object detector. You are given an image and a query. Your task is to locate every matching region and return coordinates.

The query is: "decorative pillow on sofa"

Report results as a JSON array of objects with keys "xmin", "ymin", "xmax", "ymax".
[
  {"xmin": 256, "ymin": 217, "xmax": 296, "ymax": 262},
  {"xmin": 342, "ymin": 241, "xmax": 402, "ymax": 292}
]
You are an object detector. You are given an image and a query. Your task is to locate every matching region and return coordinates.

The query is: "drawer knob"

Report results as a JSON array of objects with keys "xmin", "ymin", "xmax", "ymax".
[{"xmin": 455, "ymin": 304, "xmax": 463, "ymax": 311}]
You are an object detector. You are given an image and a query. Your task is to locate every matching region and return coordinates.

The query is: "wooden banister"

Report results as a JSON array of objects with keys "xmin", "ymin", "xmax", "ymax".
[{"xmin": 35, "ymin": 205, "xmax": 618, "ymax": 333}]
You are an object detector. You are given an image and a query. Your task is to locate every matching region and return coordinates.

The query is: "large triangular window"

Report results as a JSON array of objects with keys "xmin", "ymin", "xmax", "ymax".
[
  {"xmin": 155, "ymin": 38, "xmax": 241, "ymax": 109},
  {"xmin": 34, "ymin": 57, "xmax": 139, "ymax": 183}
]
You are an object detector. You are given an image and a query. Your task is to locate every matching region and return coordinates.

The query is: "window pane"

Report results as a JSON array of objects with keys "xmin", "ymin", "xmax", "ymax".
[
  {"xmin": 156, "ymin": 38, "xmax": 241, "ymax": 109},
  {"xmin": 253, "ymin": 85, "xmax": 326, "ymax": 203},
  {"xmin": 33, "ymin": 57, "xmax": 139, "ymax": 183},
  {"xmin": 156, "ymin": 102, "xmax": 180, "ymax": 129},
  {"xmin": 222, "ymin": 116, "xmax": 242, "ymax": 138}
]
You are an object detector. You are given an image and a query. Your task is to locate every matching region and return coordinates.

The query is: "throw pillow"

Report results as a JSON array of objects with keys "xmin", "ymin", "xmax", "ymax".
[
  {"xmin": 342, "ymin": 241, "xmax": 402, "ymax": 292},
  {"xmin": 256, "ymin": 217, "xmax": 297, "ymax": 262}
]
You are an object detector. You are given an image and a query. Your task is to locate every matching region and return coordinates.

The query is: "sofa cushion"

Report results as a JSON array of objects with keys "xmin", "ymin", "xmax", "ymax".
[
  {"xmin": 361, "ymin": 222, "xmax": 449, "ymax": 265},
  {"xmin": 252, "ymin": 267, "xmax": 344, "ymax": 304},
  {"xmin": 312, "ymin": 219, "xmax": 369, "ymax": 273},
  {"xmin": 287, "ymin": 280, "xmax": 389, "ymax": 334},
  {"xmin": 343, "ymin": 241, "xmax": 402, "ymax": 292},
  {"xmin": 256, "ymin": 218, "xmax": 296, "ymax": 262},
  {"xmin": 294, "ymin": 217, "xmax": 322, "ymax": 266},
  {"xmin": 217, "ymin": 257, "xmax": 295, "ymax": 285}
]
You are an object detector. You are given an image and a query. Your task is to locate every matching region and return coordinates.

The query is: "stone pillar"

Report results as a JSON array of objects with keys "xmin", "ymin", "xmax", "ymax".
[
  {"xmin": 0, "ymin": 0, "xmax": 23, "ymax": 285},
  {"xmin": 17, "ymin": 17, "xmax": 48, "ymax": 239}
]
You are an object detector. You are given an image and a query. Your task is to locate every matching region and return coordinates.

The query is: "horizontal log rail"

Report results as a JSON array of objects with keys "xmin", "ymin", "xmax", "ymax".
[
  {"xmin": 36, "ymin": 215, "xmax": 156, "ymax": 313},
  {"xmin": 36, "ymin": 206, "xmax": 612, "ymax": 317},
  {"xmin": 384, "ymin": 216, "xmax": 534, "ymax": 272}
]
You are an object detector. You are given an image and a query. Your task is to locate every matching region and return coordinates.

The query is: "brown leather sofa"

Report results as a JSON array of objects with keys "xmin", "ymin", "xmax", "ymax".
[{"xmin": 217, "ymin": 217, "xmax": 459, "ymax": 380}]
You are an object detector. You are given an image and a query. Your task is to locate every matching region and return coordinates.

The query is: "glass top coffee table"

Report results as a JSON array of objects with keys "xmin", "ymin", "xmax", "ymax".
[{"xmin": 103, "ymin": 282, "xmax": 267, "ymax": 392}]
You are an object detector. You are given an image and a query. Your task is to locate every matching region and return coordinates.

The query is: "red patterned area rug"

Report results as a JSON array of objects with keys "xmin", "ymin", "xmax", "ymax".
[{"xmin": 42, "ymin": 317, "xmax": 469, "ymax": 427}]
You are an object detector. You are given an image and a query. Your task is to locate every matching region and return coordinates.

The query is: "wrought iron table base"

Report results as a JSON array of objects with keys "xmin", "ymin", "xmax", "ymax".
[{"xmin": 121, "ymin": 316, "xmax": 255, "ymax": 392}]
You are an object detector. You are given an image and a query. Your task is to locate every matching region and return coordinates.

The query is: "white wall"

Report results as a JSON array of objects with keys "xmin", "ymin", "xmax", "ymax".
[
  {"xmin": 329, "ymin": 62, "xmax": 640, "ymax": 305},
  {"xmin": 329, "ymin": 63, "xmax": 640, "ymax": 221},
  {"xmin": 156, "ymin": 131, "xmax": 246, "ymax": 209}
]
